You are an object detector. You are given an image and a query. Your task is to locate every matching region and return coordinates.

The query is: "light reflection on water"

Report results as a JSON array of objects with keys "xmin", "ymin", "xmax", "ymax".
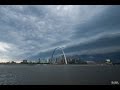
[{"xmin": 0, "ymin": 64, "xmax": 120, "ymax": 85}]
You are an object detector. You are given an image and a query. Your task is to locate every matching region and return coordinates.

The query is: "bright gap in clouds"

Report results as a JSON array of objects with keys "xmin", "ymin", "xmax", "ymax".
[{"xmin": 0, "ymin": 42, "xmax": 11, "ymax": 52}]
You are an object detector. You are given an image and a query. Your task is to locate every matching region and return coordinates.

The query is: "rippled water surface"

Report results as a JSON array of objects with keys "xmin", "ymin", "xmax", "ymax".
[{"xmin": 0, "ymin": 64, "xmax": 120, "ymax": 85}]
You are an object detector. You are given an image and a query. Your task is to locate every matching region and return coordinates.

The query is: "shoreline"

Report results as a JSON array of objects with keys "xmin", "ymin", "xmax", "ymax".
[{"xmin": 0, "ymin": 63, "xmax": 118, "ymax": 66}]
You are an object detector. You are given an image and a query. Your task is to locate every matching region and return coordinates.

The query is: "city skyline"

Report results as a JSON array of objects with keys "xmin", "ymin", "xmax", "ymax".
[{"xmin": 0, "ymin": 5, "xmax": 120, "ymax": 62}]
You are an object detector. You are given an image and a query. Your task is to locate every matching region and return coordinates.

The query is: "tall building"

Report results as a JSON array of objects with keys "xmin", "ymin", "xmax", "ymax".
[
  {"xmin": 21, "ymin": 60, "xmax": 28, "ymax": 64},
  {"xmin": 38, "ymin": 58, "xmax": 41, "ymax": 63}
]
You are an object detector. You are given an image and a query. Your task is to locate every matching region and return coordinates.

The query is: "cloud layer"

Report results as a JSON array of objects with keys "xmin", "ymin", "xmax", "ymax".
[{"xmin": 0, "ymin": 5, "xmax": 120, "ymax": 61}]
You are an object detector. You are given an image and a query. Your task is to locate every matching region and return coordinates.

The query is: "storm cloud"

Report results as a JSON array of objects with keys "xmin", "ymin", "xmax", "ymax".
[{"xmin": 0, "ymin": 5, "xmax": 120, "ymax": 61}]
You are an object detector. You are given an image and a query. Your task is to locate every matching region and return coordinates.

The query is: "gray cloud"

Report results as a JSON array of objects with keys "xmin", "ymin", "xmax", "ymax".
[
  {"xmin": 72, "ymin": 5, "xmax": 120, "ymax": 39},
  {"xmin": 0, "ymin": 5, "xmax": 120, "ymax": 61}
]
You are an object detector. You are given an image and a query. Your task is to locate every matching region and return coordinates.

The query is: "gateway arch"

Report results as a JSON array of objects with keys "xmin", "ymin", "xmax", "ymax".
[{"xmin": 51, "ymin": 47, "xmax": 68, "ymax": 64}]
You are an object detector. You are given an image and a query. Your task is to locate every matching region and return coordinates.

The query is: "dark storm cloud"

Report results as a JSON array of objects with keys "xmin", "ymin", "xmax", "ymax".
[
  {"xmin": 31, "ymin": 32, "xmax": 120, "ymax": 59},
  {"xmin": 72, "ymin": 5, "xmax": 120, "ymax": 39},
  {"xmin": 64, "ymin": 33, "xmax": 120, "ymax": 54},
  {"xmin": 0, "ymin": 5, "xmax": 120, "ymax": 61},
  {"xmin": 62, "ymin": 5, "xmax": 120, "ymax": 55},
  {"xmin": 30, "ymin": 5, "xmax": 120, "ymax": 58}
]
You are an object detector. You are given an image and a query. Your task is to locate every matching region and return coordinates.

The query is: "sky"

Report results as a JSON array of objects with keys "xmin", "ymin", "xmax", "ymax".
[{"xmin": 0, "ymin": 5, "xmax": 120, "ymax": 62}]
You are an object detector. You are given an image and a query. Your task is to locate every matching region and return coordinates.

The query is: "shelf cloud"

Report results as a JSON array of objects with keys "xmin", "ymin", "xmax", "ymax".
[{"xmin": 0, "ymin": 5, "xmax": 120, "ymax": 61}]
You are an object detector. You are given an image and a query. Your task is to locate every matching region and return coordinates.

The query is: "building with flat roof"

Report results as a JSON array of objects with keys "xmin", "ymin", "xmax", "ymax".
[{"xmin": 21, "ymin": 60, "xmax": 28, "ymax": 64}]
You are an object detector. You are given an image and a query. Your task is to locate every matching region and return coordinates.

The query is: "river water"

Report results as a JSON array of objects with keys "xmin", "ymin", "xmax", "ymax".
[{"xmin": 0, "ymin": 64, "xmax": 120, "ymax": 85}]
